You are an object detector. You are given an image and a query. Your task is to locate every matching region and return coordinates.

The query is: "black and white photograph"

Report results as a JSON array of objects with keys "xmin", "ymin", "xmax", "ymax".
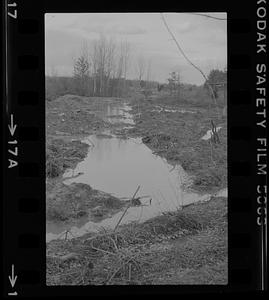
[{"xmin": 45, "ymin": 12, "xmax": 227, "ymax": 285}]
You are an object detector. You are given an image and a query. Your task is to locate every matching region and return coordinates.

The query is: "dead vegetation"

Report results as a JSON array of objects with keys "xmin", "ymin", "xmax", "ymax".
[
  {"xmin": 46, "ymin": 138, "xmax": 88, "ymax": 178},
  {"xmin": 46, "ymin": 95, "xmax": 108, "ymax": 136},
  {"xmin": 46, "ymin": 95, "xmax": 128, "ymax": 224},
  {"xmin": 126, "ymin": 94, "xmax": 227, "ymax": 192},
  {"xmin": 46, "ymin": 181, "xmax": 125, "ymax": 222},
  {"xmin": 46, "ymin": 92, "xmax": 227, "ymax": 285},
  {"xmin": 46, "ymin": 196, "xmax": 227, "ymax": 285}
]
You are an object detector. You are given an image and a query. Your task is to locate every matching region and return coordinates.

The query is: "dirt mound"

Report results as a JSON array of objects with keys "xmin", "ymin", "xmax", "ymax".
[
  {"xmin": 46, "ymin": 139, "xmax": 89, "ymax": 178},
  {"xmin": 128, "ymin": 98, "xmax": 227, "ymax": 192},
  {"xmin": 142, "ymin": 133, "xmax": 178, "ymax": 149},
  {"xmin": 47, "ymin": 94, "xmax": 89, "ymax": 107},
  {"xmin": 46, "ymin": 95, "xmax": 107, "ymax": 136},
  {"xmin": 46, "ymin": 181, "xmax": 125, "ymax": 222}
]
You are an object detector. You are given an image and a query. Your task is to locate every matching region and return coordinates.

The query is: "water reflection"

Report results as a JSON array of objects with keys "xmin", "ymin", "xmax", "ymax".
[
  {"xmin": 95, "ymin": 101, "xmax": 134, "ymax": 125},
  {"xmin": 64, "ymin": 136, "xmax": 184, "ymax": 207}
]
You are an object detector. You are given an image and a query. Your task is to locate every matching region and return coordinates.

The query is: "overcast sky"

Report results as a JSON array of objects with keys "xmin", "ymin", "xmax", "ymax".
[{"xmin": 45, "ymin": 13, "xmax": 227, "ymax": 85}]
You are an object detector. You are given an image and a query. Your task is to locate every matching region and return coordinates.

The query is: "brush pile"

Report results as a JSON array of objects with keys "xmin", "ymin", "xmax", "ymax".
[{"xmin": 47, "ymin": 211, "xmax": 203, "ymax": 285}]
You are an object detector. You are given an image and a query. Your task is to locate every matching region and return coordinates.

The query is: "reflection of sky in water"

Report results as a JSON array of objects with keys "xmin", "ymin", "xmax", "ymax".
[
  {"xmin": 64, "ymin": 136, "xmax": 183, "ymax": 207},
  {"xmin": 47, "ymin": 134, "xmax": 221, "ymax": 242}
]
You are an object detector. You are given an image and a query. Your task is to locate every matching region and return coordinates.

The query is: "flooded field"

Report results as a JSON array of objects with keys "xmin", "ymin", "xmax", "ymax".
[{"xmin": 46, "ymin": 100, "xmax": 226, "ymax": 242}]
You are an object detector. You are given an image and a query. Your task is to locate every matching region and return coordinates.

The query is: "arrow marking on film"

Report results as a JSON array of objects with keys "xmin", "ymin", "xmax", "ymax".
[
  {"xmin": 8, "ymin": 114, "xmax": 17, "ymax": 136},
  {"xmin": 8, "ymin": 265, "xmax": 17, "ymax": 288}
]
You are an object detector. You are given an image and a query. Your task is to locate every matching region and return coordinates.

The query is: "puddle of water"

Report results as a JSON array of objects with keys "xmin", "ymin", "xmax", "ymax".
[
  {"xmin": 63, "ymin": 135, "xmax": 185, "ymax": 205},
  {"xmin": 201, "ymin": 127, "xmax": 222, "ymax": 140},
  {"xmin": 95, "ymin": 101, "xmax": 134, "ymax": 125},
  {"xmin": 46, "ymin": 101, "xmax": 226, "ymax": 242},
  {"xmin": 46, "ymin": 187, "xmax": 227, "ymax": 242},
  {"xmin": 46, "ymin": 134, "xmax": 215, "ymax": 242}
]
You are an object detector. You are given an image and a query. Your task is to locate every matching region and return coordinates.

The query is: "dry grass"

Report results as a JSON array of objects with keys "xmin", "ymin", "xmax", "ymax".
[
  {"xmin": 46, "ymin": 181, "xmax": 125, "ymax": 222},
  {"xmin": 127, "ymin": 95, "xmax": 227, "ymax": 192},
  {"xmin": 46, "ymin": 138, "xmax": 89, "ymax": 178},
  {"xmin": 47, "ymin": 197, "xmax": 227, "ymax": 285},
  {"xmin": 46, "ymin": 92, "xmax": 227, "ymax": 285}
]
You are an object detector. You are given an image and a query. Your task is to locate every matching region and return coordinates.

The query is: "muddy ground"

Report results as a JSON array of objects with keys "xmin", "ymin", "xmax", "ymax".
[
  {"xmin": 46, "ymin": 93, "xmax": 227, "ymax": 285},
  {"xmin": 46, "ymin": 95, "xmax": 129, "ymax": 224},
  {"xmin": 126, "ymin": 95, "xmax": 227, "ymax": 193}
]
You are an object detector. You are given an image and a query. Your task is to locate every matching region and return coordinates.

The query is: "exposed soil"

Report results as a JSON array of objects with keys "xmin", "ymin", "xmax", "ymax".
[
  {"xmin": 125, "ymin": 95, "xmax": 227, "ymax": 193},
  {"xmin": 46, "ymin": 95, "xmax": 127, "ymax": 224},
  {"xmin": 46, "ymin": 138, "xmax": 89, "ymax": 178},
  {"xmin": 46, "ymin": 93, "xmax": 227, "ymax": 285},
  {"xmin": 47, "ymin": 181, "xmax": 126, "ymax": 222},
  {"xmin": 46, "ymin": 94, "xmax": 109, "ymax": 137}
]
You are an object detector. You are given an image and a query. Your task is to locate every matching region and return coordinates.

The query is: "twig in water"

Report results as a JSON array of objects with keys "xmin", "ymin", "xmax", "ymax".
[
  {"xmin": 169, "ymin": 165, "xmax": 176, "ymax": 172},
  {"xmin": 57, "ymin": 228, "xmax": 74, "ymax": 241},
  {"xmin": 85, "ymin": 138, "xmax": 95, "ymax": 147},
  {"xmin": 114, "ymin": 185, "xmax": 141, "ymax": 231}
]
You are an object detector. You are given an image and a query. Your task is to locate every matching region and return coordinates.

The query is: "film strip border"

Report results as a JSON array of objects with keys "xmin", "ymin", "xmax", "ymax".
[
  {"xmin": 229, "ymin": 2, "xmax": 267, "ymax": 291},
  {"xmin": 3, "ymin": 1, "xmax": 267, "ymax": 297},
  {"xmin": 4, "ymin": 2, "xmax": 44, "ymax": 297}
]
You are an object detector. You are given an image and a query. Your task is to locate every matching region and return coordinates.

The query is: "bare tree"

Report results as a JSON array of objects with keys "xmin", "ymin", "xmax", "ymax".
[
  {"xmin": 115, "ymin": 43, "xmax": 124, "ymax": 97},
  {"xmin": 104, "ymin": 38, "xmax": 116, "ymax": 96},
  {"xmin": 92, "ymin": 41, "xmax": 99, "ymax": 95},
  {"xmin": 73, "ymin": 36, "xmax": 130, "ymax": 97},
  {"xmin": 73, "ymin": 44, "xmax": 90, "ymax": 96},
  {"xmin": 137, "ymin": 54, "xmax": 146, "ymax": 83},
  {"xmin": 98, "ymin": 35, "xmax": 106, "ymax": 96},
  {"xmin": 146, "ymin": 59, "xmax": 152, "ymax": 87},
  {"xmin": 122, "ymin": 41, "xmax": 131, "ymax": 95},
  {"xmin": 91, "ymin": 35, "xmax": 109, "ymax": 96},
  {"xmin": 112, "ymin": 41, "xmax": 129, "ymax": 97}
]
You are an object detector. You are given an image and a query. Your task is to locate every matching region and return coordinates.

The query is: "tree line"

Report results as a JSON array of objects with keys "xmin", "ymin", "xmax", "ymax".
[
  {"xmin": 73, "ymin": 36, "xmax": 131, "ymax": 97},
  {"xmin": 46, "ymin": 35, "xmax": 158, "ymax": 100}
]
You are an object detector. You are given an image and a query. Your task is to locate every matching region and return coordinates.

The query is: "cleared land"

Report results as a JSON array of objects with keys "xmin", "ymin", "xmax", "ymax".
[
  {"xmin": 126, "ymin": 94, "xmax": 227, "ymax": 193},
  {"xmin": 46, "ymin": 90, "xmax": 227, "ymax": 285}
]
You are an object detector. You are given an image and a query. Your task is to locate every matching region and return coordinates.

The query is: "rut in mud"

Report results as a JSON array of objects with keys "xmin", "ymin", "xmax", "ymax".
[
  {"xmin": 46, "ymin": 96, "xmax": 226, "ymax": 242},
  {"xmin": 46, "ymin": 94, "xmax": 227, "ymax": 286}
]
